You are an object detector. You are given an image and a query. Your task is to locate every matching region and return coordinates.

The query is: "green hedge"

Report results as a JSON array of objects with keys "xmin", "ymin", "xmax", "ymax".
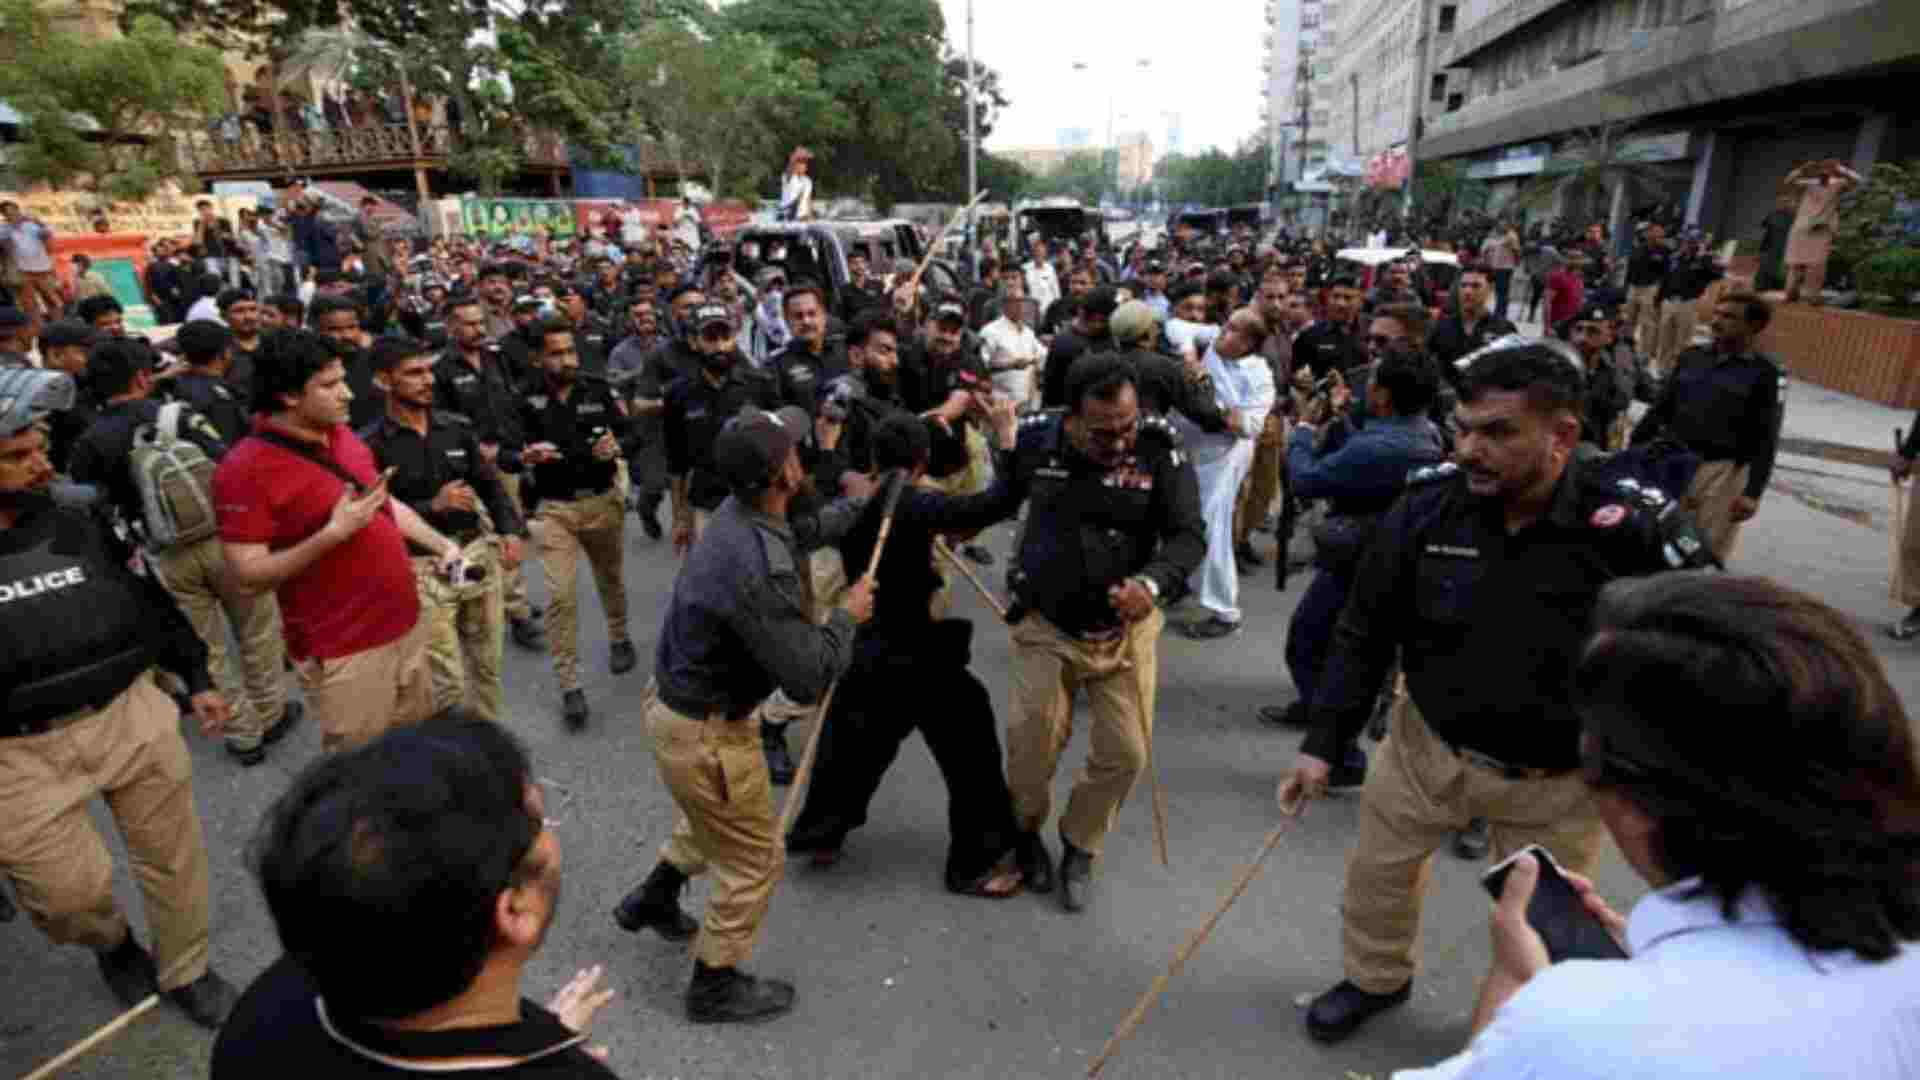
[{"xmin": 1857, "ymin": 246, "xmax": 1920, "ymax": 300}]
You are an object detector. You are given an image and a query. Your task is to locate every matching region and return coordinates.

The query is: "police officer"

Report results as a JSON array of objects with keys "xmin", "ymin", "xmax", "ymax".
[
  {"xmin": 0, "ymin": 367, "xmax": 240, "ymax": 1027},
  {"xmin": 556, "ymin": 281, "xmax": 614, "ymax": 376},
  {"xmin": 363, "ymin": 336, "xmax": 526, "ymax": 723},
  {"xmin": 39, "ymin": 318, "xmax": 100, "ymax": 474},
  {"xmin": 665, "ymin": 303, "xmax": 781, "ymax": 550},
  {"xmin": 1425, "ymin": 267, "xmax": 1517, "ymax": 381},
  {"xmin": 1293, "ymin": 275, "xmax": 1367, "ymax": 381},
  {"xmin": 434, "ymin": 294, "xmax": 544, "ymax": 650},
  {"xmin": 613, "ymin": 408, "xmax": 875, "ymax": 1024},
  {"xmin": 607, "ymin": 296, "xmax": 668, "ymax": 540},
  {"xmin": 1278, "ymin": 339, "xmax": 1717, "ymax": 1046},
  {"xmin": 519, "ymin": 316, "xmax": 635, "ymax": 729},
  {"xmin": 767, "ymin": 279, "xmax": 849, "ymax": 414},
  {"xmin": 998, "ymin": 354, "xmax": 1206, "ymax": 913},
  {"xmin": 1566, "ymin": 305, "xmax": 1634, "ymax": 449},
  {"xmin": 169, "ymin": 320, "xmax": 252, "ymax": 443},
  {"xmin": 1629, "ymin": 291, "xmax": 1783, "ymax": 564},
  {"xmin": 68, "ymin": 337, "xmax": 300, "ymax": 766}
]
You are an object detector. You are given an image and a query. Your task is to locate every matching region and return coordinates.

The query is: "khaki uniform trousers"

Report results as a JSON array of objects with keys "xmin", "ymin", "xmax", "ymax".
[
  {"xmin": 1680, "ymin": 459, "xmax": 1750, "ymax": 564},
  {"xmin": 537, "ymin": 487, "xmax": 629, "ymax": 692},
  {"xmin": 410, "ymin": 537, "xmax": 506, "ymax": 722},
  {"xmin": 649, "ymin": 699, "xmax": 782, "ymax": 969},
  {"xmin": 1898, "ymin": 477, "xmax": 1920, "ymax": 608},
  {"xmin": 1624, "ymin": 283, "xmax": 1660, "ymax": 354},
  {"xmin": 148, "ymin": 535, "xmax": 287, "ymax": 752},
  {"xmin": 1006, "ymin": 607, "xmax": 1163, "ymax": 856},
  {"xmin": 0, "ymin": 671, "xmax": 211, "ymax": 990},
  {"xmin": 296, "ymin": 617, "xmax": 433, "ymax": 752},
  {"xmin": 498, "ymin": 472, "xmax": 534, "ymax": 623},
  {"xmin": 1234, "ymin": 424, "xmax": 1287, "ymax": 548},
  {"xmin": 1652, "ymin": 297, "xmax": 1698, "ymax": 378},
  {"xmin": 1342, "ymin": 695, "xmax": 1605, "ymax": 994}
]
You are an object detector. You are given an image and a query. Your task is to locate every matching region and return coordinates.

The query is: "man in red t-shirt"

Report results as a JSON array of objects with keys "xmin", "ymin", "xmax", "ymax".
[{"xmin": 214, "ymin": 330, "xmax": 463, "ymax": 751}]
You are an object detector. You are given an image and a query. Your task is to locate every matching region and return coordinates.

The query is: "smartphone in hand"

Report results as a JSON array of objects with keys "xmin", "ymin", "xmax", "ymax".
[{"xmin": 1481, "ymin": 843, "xmax": 1628, "ymax": 963}]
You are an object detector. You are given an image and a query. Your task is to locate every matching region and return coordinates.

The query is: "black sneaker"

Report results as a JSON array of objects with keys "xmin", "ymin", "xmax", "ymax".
[
  {"xmin": 686, "ymin": 961, "xmax": 795, "ymax": 1024},
  {"xmin": 166, "ymin": 970, "xmax": 238, "ymax": 1030},
  {"xmin": 95, "ymin": 933, "xmax": 158, "ymax": 1008},
  {"xmin": 613, "ymin": 862, "xmax": 699, "ymax": 941},
  {"xmin": 1014, "ymin": 830, "xmax": 1055, "ymax": 894},
  {"xmin": 562, "ymin": 689, "xmax": 590, "ymax": 730},
  {"xmin": 227, "ymin": 701, "xmax": 306, "ymax": 766},
  {"xmin": 609, "ymin": 640, "xmax": 637, "ymax": 675},
  {"xmin": 638, "ymin": 494, "xmax": 664, "ymax": 541},
  {"xmin": 1305, "ymin": 979, "xmax": 1412, "ymax": 1044},
  {"xmin": 1452, "ymin": 817, "xmax": 1491, "ymax": 860},
  {"xmin": 1890, "ymin": 609, "xmax": 1920, "ymax": 641}
]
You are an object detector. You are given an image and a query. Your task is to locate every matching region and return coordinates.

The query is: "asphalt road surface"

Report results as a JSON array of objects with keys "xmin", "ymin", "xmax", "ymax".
[{"xmin": 5, "ymin": 478, "xmax": 1918, "ymax": 1080}]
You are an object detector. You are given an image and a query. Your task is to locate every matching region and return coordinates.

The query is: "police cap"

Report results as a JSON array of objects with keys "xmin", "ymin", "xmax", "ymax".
[{"xmin": 0, "ymin": 366, "xmax": 75, "ymax": 437}]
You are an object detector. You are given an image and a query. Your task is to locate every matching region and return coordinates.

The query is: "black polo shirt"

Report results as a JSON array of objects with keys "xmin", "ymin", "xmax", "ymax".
[
  {"xmin": 663, "ymin": 363, "xmax": 780, "ymax": 511},
  {"xmin": 211, "ymin": 954, "xmax": 616, "ymax": 1079},
  {"xmin": 168, "ymin": 369, "xmax": 252, "ymax": 444},
  {"xmin": 359, "ymin": 411, "xmax": 523, "ymax": 548},
  {"xmin": 518, "ymin": 379, "xmax": 628, "ymax": 504}
]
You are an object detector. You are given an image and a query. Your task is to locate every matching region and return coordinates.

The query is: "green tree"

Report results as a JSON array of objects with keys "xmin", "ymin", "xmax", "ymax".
[
  {"xmin": 1833, "ymin": 160, "xmax": 1920, "ymax": 270},
  {"xmin": 975, "ymin": 151, "xmax": 1034, "ymax": 205},
  {"xmin": 1026, "ymin": 151, "xmax": 1109, "ymax": 204},
  {"xmin": 0, "ymin": 0, "xmax": 226, "ymax": 199},
  {"xmin": 720, "ymin": 0, "xmax": 954, "ymax": 208},
  {"xmin": 614, "ymin": 21, "xmax": 845, "ymax": 200},
  {"xmin": 1153, "ymin": 135, "xmax": 1269, "ymax": 207}
]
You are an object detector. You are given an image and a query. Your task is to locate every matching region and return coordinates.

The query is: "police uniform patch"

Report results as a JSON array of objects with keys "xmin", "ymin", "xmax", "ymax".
[
  {"xmin": 1590, "ymin": 504, "xmax": 1627, "ymax": 529},
  {"xmin": 1408, "ymin": 461, "xmax": 1460, "ymax": 485}
]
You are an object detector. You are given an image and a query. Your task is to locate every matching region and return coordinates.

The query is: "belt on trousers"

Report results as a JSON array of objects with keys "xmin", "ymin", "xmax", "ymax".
[
  {"xmin": 657, "ymin": 688, "xmax": 754, "ymax": 724},
  {"xmin": 1444, "ymin": 739, "xmax": 1575, "ymax": 782}
]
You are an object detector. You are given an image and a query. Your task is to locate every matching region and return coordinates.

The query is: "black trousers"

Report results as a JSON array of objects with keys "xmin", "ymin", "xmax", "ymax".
[{"xmin": 791, "ymin": 621, "xmax": 1019, "ymax": 891}]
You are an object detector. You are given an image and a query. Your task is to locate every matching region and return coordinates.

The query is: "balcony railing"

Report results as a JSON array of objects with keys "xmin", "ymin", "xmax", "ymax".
[{"xmin": 185, "ymin": 124, "xmax": 570, "ymax": 178}]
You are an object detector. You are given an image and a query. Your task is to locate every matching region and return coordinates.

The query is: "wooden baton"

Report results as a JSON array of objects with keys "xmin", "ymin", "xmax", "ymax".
[
  {"xmin": 1086, "ymin": 802, "xmax": 1306, "ymax": 1078},
  {"xmin": 23, "ymin": 993, "xmax": 160, "ymax": 1080},
  {"xmin": 932, "ymin": 536, "xmax": 1009, "ymax": 620}
]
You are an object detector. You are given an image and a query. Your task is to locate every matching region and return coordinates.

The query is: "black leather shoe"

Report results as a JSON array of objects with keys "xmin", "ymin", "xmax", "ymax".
[
  {"xmin": 1235, "ymin": 541, "xmax": 1265, "ymax": 568},
  {"xmin": 1305, "ymin": 979, "xmax": 1411, "ymax": 1044},
  {"xmin": 562, "ymin": 689, "xmax": 590, "ymax": 730},
  {"xmin": 639, "ymin": 494, "xmax": 664, "ymax": 541},
  {"xmin": 1014, "ymin": 831, "xmax": 1055, "ymax": 894},
  {"xmin": 511, "ymin": 616, "xmax": 546, "ymax": 651},
  {"xmin": 1058, "ymin": 838, "xmax": 1094, "ymax": 913},
  {"xmin": 263, "ymin": 700, "xmax": 303, "ymax": 745},
  {"xmin": 613, "ymin": 862, "xmax": 699, "ymax": 941},
  {"xmin": 609, "ymin": 640, "xmax": 637, "ymax": 675},
  {"xmin": 95, "ymin": 933, "xmax": 158, "ymax": 1009},
  {"xmin": 762, "ymin": 722, "xmax": 795, "ymax": 786},
  {"xmin": 686, "ymin": 961, "xmax": 796, "ymax": 1024},
  {"xmin": 166, "ymin": 970, "xmax": 238, "ymax": 1030},
  {"xmin": 1453, "ymin": 817, "xmax": 1491, "ymax": 860}
]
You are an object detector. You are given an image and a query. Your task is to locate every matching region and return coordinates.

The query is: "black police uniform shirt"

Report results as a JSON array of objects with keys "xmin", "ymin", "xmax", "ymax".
[
  {"xmin": 1040, "ymin": 327, "xmax": 1116, "ymax": 409},
  {"xmin": 168, "ymin": 369, "xmax": 251, "ymax": 444},
  {"xmin": 517, "ymin": 379, "xmax": 627, "ymax": 505},
  {"xmin": 1292, "ymin": 319, "xmax": 1367, "ymax": 381},
  {"xmin": 1302, "ymin": 458, "xmax": 1717, "ymax": 772},
  {"xmin": 0, "ymin": 502, "xmax": 212, "ymax": 731},
  {"xmin": 46, "ymin": 394, "xmax": 100, "ymax": 477},
  {"xmin": 769, "ymin": 336, "xmax": 850, "ymax": 414},
  {"xmin": 435, "ymin": 344, "xmax": 527, "ymax": 453},
  {"xmin": 358, "ymin": 411, "xmax": 524, "ymax": 554},
  {"xmin": 662, "ymin": 360, "xmax": 781, "ymax": 512},
  {"xmin": 1427, "ymin": 313, "xmax": 1519, "ymax": 380},
  {"xmin": 68, "ymin": 397, "xmax": 229, "ymax": 530},
  {"xmin": 342, "ymin": 347, "xmax": 385, "ymax": 431},
  {"xmin": 899, "ymin": 339, "xmax": 995, "ymax": 479},
  {"xmin": 1629, "ymin": 347, "xmax": 1784, "ymax": 499},
  {"xmin": 999, "ymin": 411, "xmax": 1206, "ymax": 639},
  {"xmin": 1626, "ymin": 242, "xmax": 1674, "ymax": 289},
  {"xmin": 571, "ymin": 314, "xmax": 614, "ymax": 377},
  {"xmin": 1656, "ymin": 253, "xmax": 1721, "ymax": 304},
  {"xmin": 226, "ymin": 340, "xmax": 260, "ymax": 407}
]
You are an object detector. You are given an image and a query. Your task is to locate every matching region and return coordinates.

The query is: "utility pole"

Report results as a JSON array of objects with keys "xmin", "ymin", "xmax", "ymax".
[
  {"xmin": 1402, "ymin": 0, "xmax": 1435, "ymax": 217},
  {"xmin": 965, "ymin": 0, "xmax": 977, "ymax": 275}
]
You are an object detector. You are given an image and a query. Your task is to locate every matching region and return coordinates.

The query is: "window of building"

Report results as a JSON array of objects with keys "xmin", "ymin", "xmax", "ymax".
[
  {"xmin": 1437, "ymin": 4, "xmax": 1456, "ymax": 33},
  {"xmin": 1430, "ymin": 72, "xmax": 1447, "ymax": 101}
]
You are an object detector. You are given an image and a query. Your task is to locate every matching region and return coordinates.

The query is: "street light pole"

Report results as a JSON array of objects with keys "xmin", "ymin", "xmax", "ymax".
[{"xmin": 965, "ymin": 0, "xmax": 977, "ymax": 274}]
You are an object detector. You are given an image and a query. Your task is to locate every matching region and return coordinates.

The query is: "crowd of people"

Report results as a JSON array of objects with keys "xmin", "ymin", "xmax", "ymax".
[{"xmin": 0, "ymin": 176, "xmax": 1915, "ymax": 1079}]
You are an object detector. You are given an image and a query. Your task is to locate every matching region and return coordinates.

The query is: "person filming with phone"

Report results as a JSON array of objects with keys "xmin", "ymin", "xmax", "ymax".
[
  {"xmin": 214, "ymin": 329, "xmax": 460, "ymax": 752},
  {"xmin": 1399, "ymin": 573, "xmax": 1920, "ymax": 1079}
]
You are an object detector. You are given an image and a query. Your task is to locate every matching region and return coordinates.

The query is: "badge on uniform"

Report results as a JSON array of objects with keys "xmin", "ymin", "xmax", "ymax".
[{"xmin": 1590, "ymin": 504, "xmax": 1627, "ymax": 529}]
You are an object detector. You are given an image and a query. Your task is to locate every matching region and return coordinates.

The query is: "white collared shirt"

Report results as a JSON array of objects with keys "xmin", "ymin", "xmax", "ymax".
[
  {"xmin": 1395, "ymin": 880, "xmax": 1920, "ymax": 1080},
  {"xmin": 978, "ymin": 315, "xmax": 1043, "ymax": 404},
  {"xmin": 1183, "ymin": 342, "xmax": 1274, "ymax": 465},
  {"xmin": 1024, "ymin": 260, "xmax": 1061, "ymax": 315}
]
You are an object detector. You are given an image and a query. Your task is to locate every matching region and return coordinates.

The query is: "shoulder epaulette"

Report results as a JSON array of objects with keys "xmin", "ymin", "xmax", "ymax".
[
  {"xmin": 1606, "ymin": 476, "xmax": 1671, "ymax": 514},
  {"xmin": 439, "ymin": 410, "xmax": 473, "ymax": 426},
  {"xmin": 1407, "ymin": 461, "xmax": 1460, "ymax": 486}
]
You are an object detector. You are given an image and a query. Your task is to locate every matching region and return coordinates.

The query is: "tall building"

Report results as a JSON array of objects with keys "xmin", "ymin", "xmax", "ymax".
[
  {"xmin": 1323, "ymin": 0, "xmax": 1435, "ymax": 190},
  {"xmin": 1266, "ymin": 0, "xmax": 1336, "ymax": 189},
  {"xmin": 1417, "ymin": 0, "xmax": 1919, "ymax": 243}
]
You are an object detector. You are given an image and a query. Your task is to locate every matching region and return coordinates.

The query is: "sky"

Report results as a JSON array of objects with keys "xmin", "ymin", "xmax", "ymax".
[{"xmin": 933, "ymin": 0, "xmax": 1265, "ymax": 159}]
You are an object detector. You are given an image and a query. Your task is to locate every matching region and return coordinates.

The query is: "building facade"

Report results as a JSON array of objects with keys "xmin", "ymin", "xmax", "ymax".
[
  {"xmin": 1419, "ymin": 0, "xmax": 1920, "ymax": 245},
  {"xmin": 1266, "ymin": 0, "xmax": 1340, "ymax": 191}
]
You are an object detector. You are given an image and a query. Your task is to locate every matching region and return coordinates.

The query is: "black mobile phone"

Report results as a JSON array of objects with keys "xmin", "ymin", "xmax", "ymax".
[{"xmin": 1481, "ymin": 843, "xmax": 1628, "ymax": 963}]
